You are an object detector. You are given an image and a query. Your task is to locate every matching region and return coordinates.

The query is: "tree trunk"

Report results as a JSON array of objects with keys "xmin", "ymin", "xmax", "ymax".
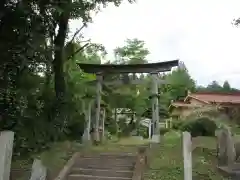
[{"xmin": 53, "ymin": 5, "xmax": 70, "ymax": 100}]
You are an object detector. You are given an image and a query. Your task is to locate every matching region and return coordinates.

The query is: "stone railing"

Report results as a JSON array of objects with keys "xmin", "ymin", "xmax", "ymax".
[
  {"xmin": 53, "ymin": 153, "xmax": 80, "ymax": 180},
  {"xmin": 132, "ymin": 144, "xmax": 151, "ymax": 180}
]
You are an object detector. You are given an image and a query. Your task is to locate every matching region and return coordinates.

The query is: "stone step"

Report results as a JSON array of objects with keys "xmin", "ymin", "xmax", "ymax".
[
  {"xmin": 79, "ymin": 156, "xmax": 136, "ymax": 160},
  {"xmin": 80, "ymin": 153, "xmax": 136, "ymax": 158},
  {"xmin": 72, "ymin": 163, "xmax": 134, "ymax": 171},
  {"xmin": 98, "ymin": 152, "xmax": 136, "ymax": 156},
  {"xmin": 81, "ymin": 155, "xmax": 136, "ymax": 159},
  {"xmin": 68, "ymin": 174, "xmax": 132, "ymax": 180},
  {"xmin": 73, "ymin": 159, "xmax": 135, "ymax": 166},
  {"xmin": 70, "ymin": 168, "xmax": 133, "ymax": 178}
]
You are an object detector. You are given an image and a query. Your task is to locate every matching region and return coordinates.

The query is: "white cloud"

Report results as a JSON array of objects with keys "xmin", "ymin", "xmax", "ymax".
[{"xmin": 70, "ymin": 0, "xmax": 240, "ymax": 88}]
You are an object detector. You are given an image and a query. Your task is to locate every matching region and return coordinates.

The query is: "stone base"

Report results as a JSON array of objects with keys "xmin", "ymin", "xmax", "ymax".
[
  {"xmin": 218, "ymin": 163, "xmax": 240, "ymax": 179},
  {"xmin": 151, "ymin": 134, "xmax": 160, "ymax": 143},
  {"xmin": 82, "ymin": 132, "xmax": 91, "ymax": 145},
  {"xmin": 82, "ymin": 138, "xmax": 92, "ymax": 146}
]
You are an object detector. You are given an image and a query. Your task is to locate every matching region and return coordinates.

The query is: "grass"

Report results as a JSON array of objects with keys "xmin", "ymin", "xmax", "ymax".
[
  {"xmin": 81, "ymin": 136, "xmax": 149, "ymax": 153},
  {"xmin": 144, "ymin": 131, "xmax": 227, "ymax": 180}
]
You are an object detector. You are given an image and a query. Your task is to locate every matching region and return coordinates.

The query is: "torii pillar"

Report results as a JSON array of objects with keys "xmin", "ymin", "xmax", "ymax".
[
  {"xmin": 94, "ymin": 73, "xmax": 103, "ymax": 143},
  {"xmin": 100, "ymin": 103, "xmax": 107, "ymax": 142},
  {"xmin": 81, "ymin": 96, "xmax": 94, "ymax": 145},
  {"xmin": 151, "ymin": 73, "xmax": 160, "ymax": 143}
]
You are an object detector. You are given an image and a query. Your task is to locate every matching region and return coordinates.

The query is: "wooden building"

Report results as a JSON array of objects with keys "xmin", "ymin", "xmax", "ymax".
[{"xmin": 169, "ymin": 92, "xmax": 240, "ymax": 120}]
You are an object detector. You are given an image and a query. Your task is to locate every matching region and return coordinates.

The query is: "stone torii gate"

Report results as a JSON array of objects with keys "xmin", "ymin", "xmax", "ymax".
[{"xmin": 78, "ymin": 60, "xmax": 179, "ymax": 143}]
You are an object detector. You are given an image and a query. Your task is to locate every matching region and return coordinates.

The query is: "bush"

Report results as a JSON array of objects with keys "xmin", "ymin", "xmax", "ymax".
[
  {"xmin": 105, "ymin": 131, "xmax": 113, "ymax": 140},
  {"xmin": 138, "ymin": 125, "xmax": 148, "ymax": 139},
  {"xmin": 172, "ymin": 120, "xmax": 184, "ymax": 130},
  {"xmin": 118, "ymin": 117, "xmax": 132, "ymax": 137},
  {"xmin": 180, "ymin": 117, "xmax": 217, "ymax": 137},
  {"xmin": 160, "ymin": 127, "xmax": 170, "ymax": 135}
]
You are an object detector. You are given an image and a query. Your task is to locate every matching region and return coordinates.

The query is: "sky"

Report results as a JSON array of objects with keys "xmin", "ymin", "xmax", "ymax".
[{"xmin": 70, "ymin": 0, "xmax": 240, "ymax": 88}]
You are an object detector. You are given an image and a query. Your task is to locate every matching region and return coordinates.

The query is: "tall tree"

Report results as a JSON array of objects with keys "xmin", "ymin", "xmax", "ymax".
[
  {"xmin": 223, "ymin": 80, "xmax": 231, "ymax": 92},
  {"xmin": 164, "ymin": 62, "xmax": 196, "ymax": 101},
  {"xmin": 197, "ymin": 80, "xmax": 240, "ymax": 93},
  {"xmin": 207, "ymin": 81, "xmax": 222, "ymax": 92},
  {"xmin": 51, "ymin": 0, "xmax": 134, "ymax": 111},
  {"xmin": 0, "ymin": 0, "xmax": 135, "ymax": 154},
  {"xmin": 114, "ymin": 38, "xmax": 149, "ymax": 64}
]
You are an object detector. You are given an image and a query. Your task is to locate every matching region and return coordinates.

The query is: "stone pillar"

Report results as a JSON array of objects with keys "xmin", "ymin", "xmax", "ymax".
[
  {"xmin": 217, "ymin": 127, "xmax": 236, "ymax": 166},
  {"xmin": 87, "ymin": 100, "xmax": 92, "ymax": 141},
  {"xmin": 183, "ymin": 132, "xmax": 192, "ymax": 180},
  {"xmin": 29, "ymin": 159, "xmax": 47, "ymax": 180},
  {"xmin": 82, "ymin": 99, "xmax": 87, "ymax": 142},
  {"xmin": 95, "ymin": 74, "xmax": 102, "ymax": 143},
  {"xmin": 101, "ymin": 107, "xmax": 106, "ymax": 141},
  {"xmin": 150, "ymin": 73, "xmax": 160, "ymax": 143},
  {"xmin": 148, "ymin": 119, "xmax": 151, "ymax": 140},
  {"xmin": 165, "ymin": 119, "xmax": 168, "ymax": 128},
  {"xmin": 82, "ymin": 99, "xmax": 93, "ymax": 144},
  {"xmin": 0, "ymin": 131, "xmax": 14, "ymax": 180},
  {"xmin": 225, "ymin": 127, "xmax": 236, "ymax": 165},
  {"xmin": 114, "ymin": 108, "xmax": 118, "ymax": 137},
  {"xmin": 170, "ymin": 118, "xmax": 173, "ymax": 128}
]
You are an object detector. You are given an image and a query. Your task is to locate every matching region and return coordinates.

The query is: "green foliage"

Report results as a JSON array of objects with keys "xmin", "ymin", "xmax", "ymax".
[
  {"xmin": 164, "ymin": 63, "xmax": 196, "ymax": 101},
  {"xmin": 118, "ymin": 117, "xmax": 132, "ymax": 137},
  {"xmin": 171, "ymin": 120, "xmax": 184, "ymax": 130},
  {"xmin": 184, "ymin": 106, "xmax": 224, "ymax": 120},
  {"xmin": 138, "ymin": 125, "xmax": 148, "ymax": 139},
  {"xmin": 0, "ymin": 0, "xmax": 135, "ymax": 157},
  {"xmin": 114, "ymin": 38, "xmax": 149, "ymax": 64},
  {"xmin": 223, "ymin": 81, "xmax": 231, "ymax": 91},
  {"xmin": 105, "ymin": 115, "xmax": 117, "ymax": 135},
  {"xmin": 196, "ymin": 80, "xmax": 240, "ymax": 93},
  {"xmin": 105, "ymin": 131, "xmax": 113, "ymax": 140},
  {"xmin": 180, "ymin": 117, "xmax": 217, "ymax": 137},
  {"xmin": 160, "ymin": 128, "xmax": 170, "ymax": 135}
]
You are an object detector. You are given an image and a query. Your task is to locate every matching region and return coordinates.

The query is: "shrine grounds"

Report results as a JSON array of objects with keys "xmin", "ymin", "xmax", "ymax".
[{"xmin": 11, "ymin": 131, "xmax": 228, "ymax": 180}]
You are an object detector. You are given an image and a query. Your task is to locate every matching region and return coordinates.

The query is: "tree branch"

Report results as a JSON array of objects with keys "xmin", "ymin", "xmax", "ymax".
[
  {"xmin": 67, "ymin": 43, "xmax": 90, "ymax": 60},
  {"xmin": 70, "ymin": 24, "xmax": 86, "ymax": 43},
  {"xmin": 79, "ymin": 39, "xmax": 91, "ymax": 43}
]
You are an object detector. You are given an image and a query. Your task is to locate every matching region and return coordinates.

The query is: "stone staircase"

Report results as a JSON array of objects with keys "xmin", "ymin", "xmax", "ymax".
[{"xmin": 67, "ymin": 153, "xmax": 137, "ymax": 180}]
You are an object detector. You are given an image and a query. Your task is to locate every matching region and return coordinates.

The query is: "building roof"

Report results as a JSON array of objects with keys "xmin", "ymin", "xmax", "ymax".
[
  {"xmin": 169, "ymin": 101, "xmax": 200, "ymax": 110},
  {"xmin": 171, "ymin": 101, "xmax": 197, "ymax": 107},
  {"xmin": 185, "ymin": 92, "xmax": 240, "ymax": 104},
  {"xmin": 170, "ymin": 92, "xmax": 240, "ymax": 111}
]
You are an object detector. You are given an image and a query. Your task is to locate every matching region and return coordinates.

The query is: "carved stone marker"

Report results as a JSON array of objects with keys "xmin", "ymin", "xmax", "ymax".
[
  {"xmin": 217, "ymin": 129, "xmax": 227, "ymax": 166},
  {"xmin": 217, "ymin": 127, "xmax": 236, "ymax": 166},
  {"xmin": 183, "ymin": 131, "xmax": 192, "ymax": 180},
  {"xmin": 226, "ymin": 128, "xmax": 236, "ymax": 165},
  {"xmin": 0, "ymin": 131, "xmax": 14, "ymax": 180},
  {"xmin": 29, "ymin": 159, "xmax": 47, "ymax": 180}
]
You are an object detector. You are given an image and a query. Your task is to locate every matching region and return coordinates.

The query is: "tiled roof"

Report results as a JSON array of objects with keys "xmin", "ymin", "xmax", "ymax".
[
  {"xmin": 170, "ymin": 101, "xmax": 200, "ymax": 107},
  {"xmin": 188, "ymin": 92, "xmax": 240, "ymax": 104}
]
